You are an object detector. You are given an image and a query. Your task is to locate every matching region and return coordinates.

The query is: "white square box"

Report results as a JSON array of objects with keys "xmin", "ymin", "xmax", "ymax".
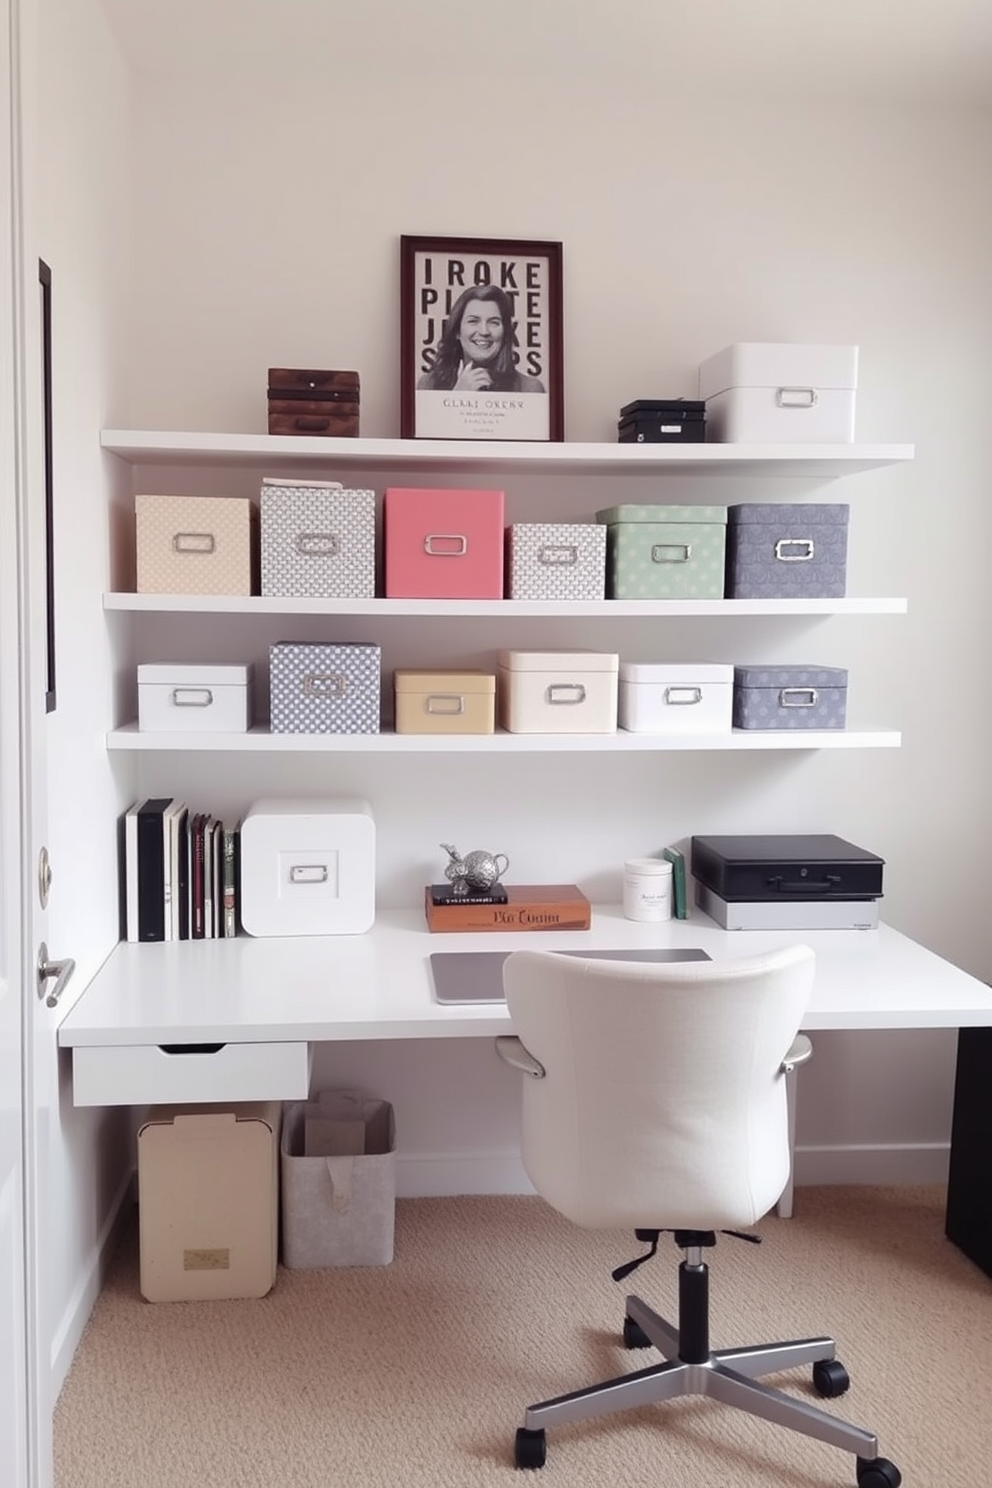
[
  {"xmin": 137, "ymin": 663, "xmax": 253, "ymax": 733},
  {"xmin": 697, "ymin": 342, "xmax": 858, "ymax": 444},
  {"xmin": 259, "ymin": 479, "xmax": 376, "ymax": 598},
  {"xmin": 619, "ymin": 661, "xmax": 734, "ymax": 734},
  {"xmin": 239, "ymin": 797, "xmax": 376, "ymax": 936},
  {"xmin": 497, "ymin": 649, "xmax": 619, "ymax": 734},
  {"xmin": 506, "ymin": 522, "xmax": 606, "ymax": 600}
]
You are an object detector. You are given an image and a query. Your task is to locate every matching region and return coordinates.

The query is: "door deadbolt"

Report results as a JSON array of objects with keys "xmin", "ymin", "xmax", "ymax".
[{"xmin": 38, "ymin": 846, "xmax": 52, "ymax": 909}]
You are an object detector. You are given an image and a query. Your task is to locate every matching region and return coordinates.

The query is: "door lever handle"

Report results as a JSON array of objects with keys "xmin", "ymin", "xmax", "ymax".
[{"xmin": 37, "ymin": 942, "xmax": 76, "ymax": 1008}]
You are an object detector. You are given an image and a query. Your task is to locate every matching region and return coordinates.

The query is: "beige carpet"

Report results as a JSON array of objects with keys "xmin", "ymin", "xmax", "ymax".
[{"xmin": 55, "ymin": 1186, "xmax": 991, "ymax": 1487}]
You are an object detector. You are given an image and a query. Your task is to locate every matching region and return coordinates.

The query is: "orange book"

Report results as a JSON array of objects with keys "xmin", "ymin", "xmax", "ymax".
[{"xmin": 424, "ymin": 883, "xmax": 591, "ymax": 933}]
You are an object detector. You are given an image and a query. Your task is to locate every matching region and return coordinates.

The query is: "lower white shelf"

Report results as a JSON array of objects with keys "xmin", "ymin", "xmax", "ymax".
[{"xmin": 106, "ymin": 724, "xmax": 902, "ymax": 753}]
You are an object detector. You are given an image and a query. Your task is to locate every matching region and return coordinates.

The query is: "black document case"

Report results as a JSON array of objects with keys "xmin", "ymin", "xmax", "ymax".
[{"xmin": 690, "ymin": 834, "xmax": 884, "ymax": 902}]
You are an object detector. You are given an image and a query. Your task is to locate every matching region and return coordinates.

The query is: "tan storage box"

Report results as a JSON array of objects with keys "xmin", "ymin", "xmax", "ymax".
[
  {"xmin": 137, "ymin": 1101, "xmax": 281, "ymax": 1302},
  {"xmin": 281, "ymin": 1090, "xmax": 396, "ymax": 1268},
  {"xmin": 135, "ymin": 493, "xmax": 257, "ymax": 595},
  {"xmin": 393, "ymin": 668, "xmax": 496, "ymax": 735}
]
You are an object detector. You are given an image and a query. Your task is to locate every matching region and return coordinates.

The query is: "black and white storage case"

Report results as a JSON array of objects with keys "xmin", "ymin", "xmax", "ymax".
[
  {"xmin": 690, "ymin": 833, "xmax": 884, "ymax": 931},
  {"xmin": 617, "ymin": 399, "xmax": 706, "ymax": 444}
]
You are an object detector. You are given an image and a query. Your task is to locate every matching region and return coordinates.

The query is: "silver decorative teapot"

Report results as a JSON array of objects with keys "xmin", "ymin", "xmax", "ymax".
[{"xmin": 440, "ymin": 843, "xmax": 510, "ymax": 895}]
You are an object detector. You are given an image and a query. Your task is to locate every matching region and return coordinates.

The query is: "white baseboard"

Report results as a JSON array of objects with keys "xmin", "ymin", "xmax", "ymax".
[
  {"xmin": 396, "ymin": 1152, "xmax": 534, "ymax": 1198},
  {"xmin": 49, "ymin": 1168, "xmax": 135, "ymax": 1397},
  {"xmin": 793, "ymin": 1142, "xmax": 950, "ymax": 1188}
]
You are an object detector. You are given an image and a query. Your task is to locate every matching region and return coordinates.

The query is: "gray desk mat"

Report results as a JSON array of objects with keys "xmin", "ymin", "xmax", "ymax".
[{"xmin": 430, "ymin": 947, "xmax": 711, "ymax": 1005}]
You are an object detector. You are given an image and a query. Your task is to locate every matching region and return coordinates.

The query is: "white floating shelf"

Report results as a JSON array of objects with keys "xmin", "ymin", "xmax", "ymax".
[
  {"xmin": 106, "ymin": 724, "xmax": 901, "ymax": 754},
  {"xmin": 101, "ymin": 429, "xmax": 915, "ymax": 478},
  {"xmin": 104, "ymin": 593, "xmax": 908, "ymax": 618}
]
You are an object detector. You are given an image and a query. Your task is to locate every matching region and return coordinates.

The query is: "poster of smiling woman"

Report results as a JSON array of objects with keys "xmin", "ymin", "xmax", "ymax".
[{"xmin": 401, "ymin": 236, "xmax": 564, "ymax": 442}]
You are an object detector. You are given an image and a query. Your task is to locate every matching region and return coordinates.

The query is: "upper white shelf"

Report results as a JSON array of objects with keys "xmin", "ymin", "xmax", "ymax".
[
  {"xmin": 101, "ymin": 430, "xmax": 915, "ymax": 478},
  {"xmin": 103, "ymin": 593, "xmax": 908, "ymax": 618}
]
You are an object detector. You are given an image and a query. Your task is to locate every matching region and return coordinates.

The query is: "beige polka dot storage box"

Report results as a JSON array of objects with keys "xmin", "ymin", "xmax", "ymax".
[
  {"xmin": 269, "ymin": 642, "xmax": 381, "ymax": 733},
  {"xmin": 732, "ymin": 665, "xmax": 848, "ymax": 731},
  {"xmin": 135, "ymin": 493, "xmax": 257, "ymax": 595},
  {"xmin": 595, "ymin": 504, "xmax": 727, "ymax": 600}
]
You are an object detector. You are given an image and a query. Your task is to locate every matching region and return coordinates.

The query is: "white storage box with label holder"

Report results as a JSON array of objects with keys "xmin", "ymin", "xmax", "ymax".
[
  {"xmin": 259, "ymin": 478, "xmax": 376, "ymax": 598},
  {"xmin": 137, "ymin": 662, "xmax": 254, "ymax": 733},
  {"xmin": 697, "ymin": 342, "xmax": 858, "ymax": 444},
  {"xmin": 506, "ymin": 522, "xmax": 606, "ymax": 600},
  {"xmin": 138, "ymin": 1102, "xmax": 281, "ymax": 1303},
  {"xmin": 497, "ymin": 649, "xmax": 619, "ymax": 734},
  {"xmin": 239, "ymin": 796, "xmax": 376, "ymax": 936},
  {"xmin": 619, "ymin": 661, "xmax": 734, "ymax": 734},
  {"xmin": 135, "ymin": 493, "xmax": 257, "ymax": 594}
]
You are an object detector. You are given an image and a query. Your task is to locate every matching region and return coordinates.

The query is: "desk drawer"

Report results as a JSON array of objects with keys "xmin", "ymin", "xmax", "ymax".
[{"xmin": 71, "ymin": 1040, "xmax": 312, "ymax": 1107}]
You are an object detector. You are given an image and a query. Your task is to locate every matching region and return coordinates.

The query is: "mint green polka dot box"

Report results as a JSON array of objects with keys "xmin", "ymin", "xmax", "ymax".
[{"xmin": 595, "ymin": 505, "xmax": 727, "ymax": 600}]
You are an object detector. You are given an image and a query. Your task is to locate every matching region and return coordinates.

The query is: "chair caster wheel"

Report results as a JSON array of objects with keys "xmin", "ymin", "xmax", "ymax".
[
  {"xmin": 623, "ymin": 1315, "xmax": 652, "ymax": 1349},
  {"xmin": 514, "ymin": 1427, "xmax": 547, "ymax": 1469},
  {"xmin": 812, "ymin": 1358, "xmax": 850, "ymax": 1397},
  {"xmin": 856, "ymin": 1456, "xmax": 902, "ymax": 1488}
]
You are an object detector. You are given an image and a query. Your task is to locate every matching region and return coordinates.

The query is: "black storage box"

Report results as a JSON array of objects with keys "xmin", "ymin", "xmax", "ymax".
[
  {"xmin": 690, "ymin": 834, "xmax": 884, "ymax": 902},
  {"xmin": 618, "ymin": 399, "xmax": 706, "ymax": 444}
]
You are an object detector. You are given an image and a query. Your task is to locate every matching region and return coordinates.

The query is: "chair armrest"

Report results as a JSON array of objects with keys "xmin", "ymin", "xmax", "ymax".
[
  {"xmin": 495, "ymin": 1035, "xmax": 546, "ymax": 1078},
  {"xmin": 781, "ymin": 1033, "xmax": 813, "ymax": 1073}
]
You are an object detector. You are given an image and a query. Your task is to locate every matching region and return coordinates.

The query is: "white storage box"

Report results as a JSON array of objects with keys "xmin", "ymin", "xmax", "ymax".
[
  {"xmin": 697, "ymin": 342, "xmax": 858, "ymax": 444},
  {"xmin": 137, "ymin": 1102, "xmax": 281, "ymax": 1302},
  {"xmin": 506, "ymin": 522, "xmax": 606, "ymax": 600},
  {"xmin": 619, "ymin": 662, "xmax": 733, "ymax": 734},
  {"xmin": 239, "ymin": 796, "xmax": 376, "ymax": 936},
  {"xmin": 137, "ymin": 663, "xmax": 253, "ymax": 733},
  {"xmin": 497, "ymin": 649, "xmax": 619, "ymax": 734},
  {"xmin": 259, "ymin": 479, "xmax": 376, "ymax": 598},
  {"xmin": 281, "ymin": 1090, "xmax": 396, "ymax": 1268}
]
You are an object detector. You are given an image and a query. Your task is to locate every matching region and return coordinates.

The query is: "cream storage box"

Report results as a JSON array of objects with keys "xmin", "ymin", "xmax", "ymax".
[
  {"xmin": 135, "ymin": 493, "xmax": 257, "ymax": 595},
  {"xmin": 239, "ymin": 797, "xmax": 376, "ymax": 936},
  {"xmin": 269, "ymin": 642, "xmax": 381, "ymax": 734},
  {"xmin": 497, "ymin": 649, "xmax": 619, "ymax": 734},
  {"xmin": 259, "ymin": 479, "xmax": 375, "ymax": 598},
  {"xmin": 506, "ymin": 522, "xmax": 606, "ymax": 600},
  {"xmin": 137, "ymin": 1102, "xmax": 281, "ymax": 1303},
  {"xmin": 596, "ymin": 505, "xmax": 727, "ymax": 600},
  {"xmin": 137, "ymin": 662, "xmax": 253, "ymax": 733},
  {"xmin": 697, "ymin": 342, "xmax": 858, "ymax": 444},
  {"xmin": 619, "ymin": 661, "xmax": 734, "ymax": 734},
  {"xmin": 393, "ymin": 669, "xmax": 496, "ymax": 735}
]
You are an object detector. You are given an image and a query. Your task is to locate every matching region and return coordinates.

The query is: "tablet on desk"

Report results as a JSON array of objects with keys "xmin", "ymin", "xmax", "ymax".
[{"xmin": 430, "ymin": 947, "xmax": 711, "ymax": 1005}]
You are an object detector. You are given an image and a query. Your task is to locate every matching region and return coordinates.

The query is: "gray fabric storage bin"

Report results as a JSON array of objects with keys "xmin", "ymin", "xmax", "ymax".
[
  {"xmin": 733, "ymin": 665, "xmax": 848, "ymax": 730},
  {"xmin": 281, "ymin": 1090, "xmax": 395, "ymax": 1267},
  {"xmin": 726, "ymin": 503, "xmax": 849, "ymax": 598}
]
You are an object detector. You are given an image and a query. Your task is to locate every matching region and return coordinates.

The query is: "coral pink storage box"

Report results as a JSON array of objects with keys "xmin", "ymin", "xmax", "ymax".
[{"xmin": 383, "ymin": 487, "xmax": 504, "ymax": 599}]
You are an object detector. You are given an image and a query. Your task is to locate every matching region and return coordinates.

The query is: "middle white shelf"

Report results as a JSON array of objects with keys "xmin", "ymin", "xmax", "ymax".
[{"xmin": 104, "ymin": 594, "xmax": 908, "ymax": 618}]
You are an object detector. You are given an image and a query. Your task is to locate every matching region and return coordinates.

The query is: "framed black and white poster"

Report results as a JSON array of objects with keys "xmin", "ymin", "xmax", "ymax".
[{"xmin": 400, "ymin": 235, "xmax": 563, "ymax": 442}]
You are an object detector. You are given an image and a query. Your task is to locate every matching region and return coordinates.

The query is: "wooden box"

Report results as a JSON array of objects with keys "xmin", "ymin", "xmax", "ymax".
[{"xmin": 267, "ymin": 368, "xmax": 360, "ymax": 438}]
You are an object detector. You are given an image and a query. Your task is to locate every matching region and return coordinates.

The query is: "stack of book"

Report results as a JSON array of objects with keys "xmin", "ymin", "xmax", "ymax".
[
  {"xmin": 122, "ymin": 798, "xmax": 240, "ymax": 942},
  {"xmin": 424, "ymin": 883, "xmax": 591, "ymax": 933}
]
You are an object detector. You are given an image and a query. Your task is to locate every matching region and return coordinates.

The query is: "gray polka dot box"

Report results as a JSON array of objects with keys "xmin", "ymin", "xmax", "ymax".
[
  {"xmin": 259, "ymin": 480, "xmax": 375, "ymax": 599},
  {"xmin": 732, "ymin": 665, "xmax": 848, "ymax": 731},
  {"xmin": 269, "ymin": 642, "xmax": 381, "ymax": 733}
]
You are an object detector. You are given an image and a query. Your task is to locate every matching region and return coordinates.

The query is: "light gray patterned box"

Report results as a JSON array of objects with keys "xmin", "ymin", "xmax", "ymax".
[
  {"xmin": 726, "ymin": 504, "xmax": 849, "ymax": 599},
  {"xmin": 506, "ymin": 522, "xmax": 606, "ymax": 600},
  {"xmin": 269, "ymin": 642, "xmax": 381, "ymax": 733},
  {"xmin": 281, "ymin": 1090, "xmax": 395, "ymax": 1268},
  {"xmin": 260, "ymin": 480, "xmax": 376, "ymax": 598},
  {"xmin": 733, "ymin": 665, "xmax": 848, "ymax": 730}
]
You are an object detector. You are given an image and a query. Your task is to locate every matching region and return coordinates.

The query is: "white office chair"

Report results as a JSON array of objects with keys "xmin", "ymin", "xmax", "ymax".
[{"xmin": 496, "ymin": 945, "xmax": 901, "ymax": 1487}]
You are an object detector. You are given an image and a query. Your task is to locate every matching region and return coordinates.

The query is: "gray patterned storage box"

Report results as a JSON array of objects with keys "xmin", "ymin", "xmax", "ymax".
[
  {"xmin": 506, "ymin": 522, "xmax": 606, "ymax": 600},
  {"xmin": 269, "ymin": 642, "xmax": 381, "ymax": 733},
  {"xmin": 596, "ymin": 505, "xmax": 727, "ymax": 600},
  {"xmin": 733, "ymin": 665, "xmax": 848, "ymax": 731},
  {"xmin": 726, "ymin": 503, "xmax": 849, "ymax": 599},
  {"xmin": 281, "ymin": 1090, "xmax": 395, "ymax": 1268},
  {"xmin": 260, "ymin": 480, "xmax": 376, "ymax": 598}
]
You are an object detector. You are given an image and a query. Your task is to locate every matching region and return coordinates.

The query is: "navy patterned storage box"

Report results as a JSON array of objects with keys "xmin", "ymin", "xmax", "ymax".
[
  {"xmin": 726, "ymin": 503, "xmax": 849, "ymax": 599},
  {"xmin": 733, "ymin": 665, "xmax": 848, "ymax": 731},
  {"xmin": 269, "ymin": 642, "xmax": 381, "ymax": 733}
]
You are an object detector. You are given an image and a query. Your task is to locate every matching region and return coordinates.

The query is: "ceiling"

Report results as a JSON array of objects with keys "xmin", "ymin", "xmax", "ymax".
[{"xmin": 99, "ymin": 0, "xmax": 992, "ymax": 104}]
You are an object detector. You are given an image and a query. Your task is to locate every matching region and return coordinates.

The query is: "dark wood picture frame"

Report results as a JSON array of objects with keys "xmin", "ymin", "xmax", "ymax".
[
  {"xmin": 39, "ymin": 258, "xmax": 56, "ymax": 713},
  {"xmin": 400, "ymin": 235, "xmax": 563, "ymax": 442}
]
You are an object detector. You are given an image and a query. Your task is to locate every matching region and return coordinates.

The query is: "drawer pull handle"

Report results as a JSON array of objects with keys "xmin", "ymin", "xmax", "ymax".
[
  {"xmin": 775, "ymin": 538, "xmax": 814, "ymax": 562},
  {"xmin": 296, "ymin": 531, "xmax": 340, "ymax": 557},
  {"xmin": 172, "ymin": 687, "xmax": 213, "ymax": 708},
  {"xmin": 779, "ymin": 688, "xmax": 818, "ymax": 708},
  {"xmin": 289, "ymin": 864, "xmax": 329, "ymax": 884},
  {"xmin": 776, "ymin": 385, "xmax": 817, "ymax": 408},
  {"xmin": 294, "ymin": 415, "xmax": 330, "ymax": 431},
  {"xmin": 651, "ymin": 543, "xmax": 691, "ymax": 564},
  {"xmin": 303, "ymin": 671, "xmax": 347, "ymax": 697},
  {"xmin": 546, "ymin": 683, "xmax": 587, "ymax": 706},
  {"xmin": 423, "ymin": 533, "xmax": 468, "ymax": 556},
  {"xmin": 537, "ymin": 544, "xmax": 578, "ymax": 567},
  {"xmin": 158, "ymin": 1043, "xmax": 226, "ymax": 1055},
  {"xmin": 173, "ymin": 532, "xmax": 215, "ymax": 554},
  {"xmin": 664, "ymin": 686, "xmax": 702, "ymax": 706},
  {"xmin": 425, "ymin": 694, "xmax": 465, "ymax": 715}
]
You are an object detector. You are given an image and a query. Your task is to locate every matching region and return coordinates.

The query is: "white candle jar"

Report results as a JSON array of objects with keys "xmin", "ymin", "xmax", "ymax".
[{"xmin": 622, "ymin": 858, "xmax": 673, "ymax": 922}]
